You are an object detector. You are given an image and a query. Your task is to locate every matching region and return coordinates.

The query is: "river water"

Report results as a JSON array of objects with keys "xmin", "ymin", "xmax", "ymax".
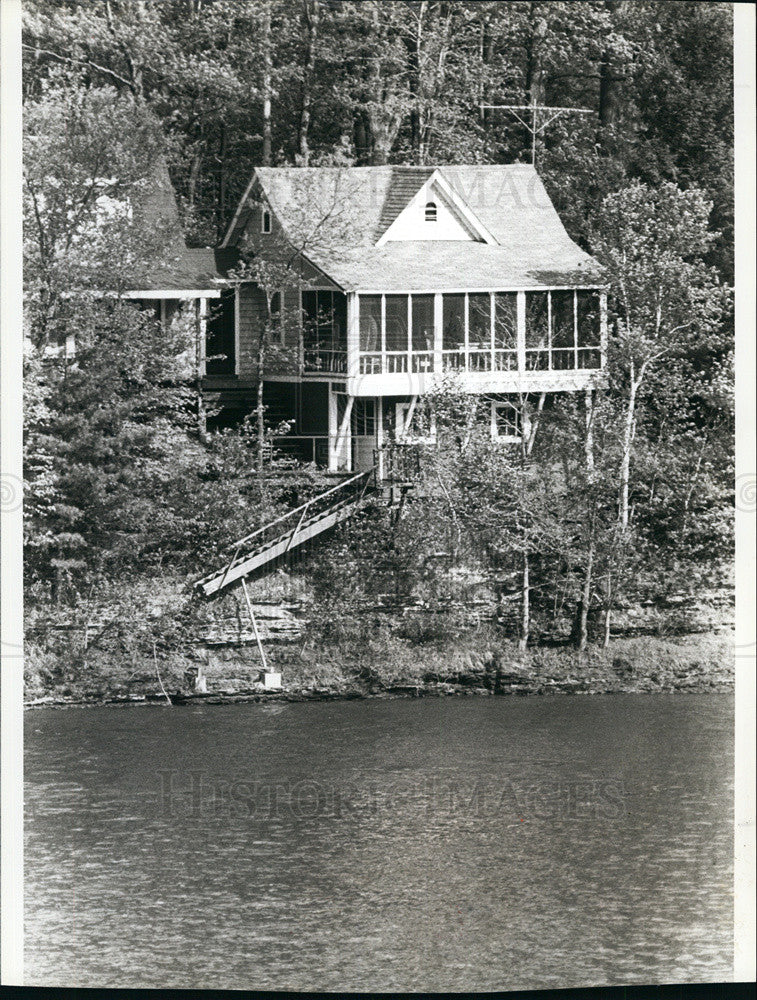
[{"xmin": 25, "ymin": 694, "xmax": 733, "ymax": 991}]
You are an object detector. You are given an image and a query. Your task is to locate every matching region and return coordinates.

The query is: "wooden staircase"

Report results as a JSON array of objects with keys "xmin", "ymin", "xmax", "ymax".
[{"xmin": 195, "ymin": 469, "xmax": 376, "ymax": 597}]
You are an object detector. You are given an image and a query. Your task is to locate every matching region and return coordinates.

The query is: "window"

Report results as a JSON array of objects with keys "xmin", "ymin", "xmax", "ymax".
[
  {"xmin": 270, "ymin": 291, "xmax": 283, "ymax": 344},
  {"xmin": 353, "ymin": 399, "xmax": 376, "ymax": 436},
  {"xmin": 261, "ymin": 208, "xmax": 272, "ymax": 234},
  {"xmin": 491, "ymin": 401, "xmax": 521, "ymax": 442},
  {"xmin": 425, "ymin": 201, "xmax": 437, "ymax": 222},
  {"xmin": 395, "ymin": 401, "xmax": 436, "ymax": 443}
]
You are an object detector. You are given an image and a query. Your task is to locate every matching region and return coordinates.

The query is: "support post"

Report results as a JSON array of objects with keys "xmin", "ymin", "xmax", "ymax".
[
  {"xmin": 327, "ymin": 383, "xmax": 338, "ymax": 472},
  {"xmin": 347, "ymin": 292, "xmax": 360, "ymax": 379},
  {"xmin": 241, "ymin": 577, "xmax": 268, "ymax": 673},
  {"xmin": 516, "ymin": 291, "xmax": 526, "ymax": 372},
  {"xmin": 376, "ymin": 397, "xmax": 385, "ymax": 481},
  {"xmin": 433, "ymin": 292, "xmax": 443, "ymax": 373}
]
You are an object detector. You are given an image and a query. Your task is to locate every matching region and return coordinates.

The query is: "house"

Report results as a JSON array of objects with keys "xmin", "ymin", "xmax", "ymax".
[{"xmin": 129, "ymin": 164, "xmax": 608, "ymax": 478}]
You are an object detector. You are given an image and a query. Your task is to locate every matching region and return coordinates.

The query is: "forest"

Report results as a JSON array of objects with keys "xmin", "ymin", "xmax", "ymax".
[{"xmin": 21, "ymin": 1, "xmax": 735, "ymax": 700}]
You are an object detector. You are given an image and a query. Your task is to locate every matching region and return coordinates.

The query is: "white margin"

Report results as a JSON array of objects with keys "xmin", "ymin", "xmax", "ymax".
[
  {"xmin": 733, "ymin": 1, "xmax": 756, "ymax": 984},
  {"xmin": 0, "ymin": 0, "xmax": 25, "ymax": 985}
]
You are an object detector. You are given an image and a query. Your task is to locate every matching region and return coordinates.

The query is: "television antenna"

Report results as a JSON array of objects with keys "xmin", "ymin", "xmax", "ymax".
[{"xmin": 480, "ymin": 102, "xmax": 593, "ymax": 166}]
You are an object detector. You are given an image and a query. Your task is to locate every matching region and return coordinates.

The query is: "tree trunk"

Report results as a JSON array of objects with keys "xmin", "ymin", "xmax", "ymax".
[
  {"xmin": 353, "ymin": 114, "xmax": 370, "ymax": 164},
  {"xmin": 298, "ymin": 0, "xmax": 319, "ymax": 166},
  {"xmin": 619, "ymin": 373, "xmax": 638, "ymax": 530},
  {"xmin": 187, "ymin": 151, "xmax": 202, "ymax": 210},
  {"xmin": 262, "ymin": 0, "xmax": 272, "ymax": 166},
  {"xmin": 577, "ymin": 535, "xmax": 594, "ymax": 651},
  {"xmin": 584, "ymin": 390, "xmax": 595, "ymax": 471},
  {"xmin": 256, "ymin": 353, "xmax": 266, "ymax": 475},
  {"xmin": 603, "ymin": 587, "xmax": 612, "ymax": 647},
  {"xmin": 519, "ymin": 550, "xmax": 530, "ymax": 651},
  {"xmin": 598, "ymin": 1, "xmax": 624, "ymax": 133}
]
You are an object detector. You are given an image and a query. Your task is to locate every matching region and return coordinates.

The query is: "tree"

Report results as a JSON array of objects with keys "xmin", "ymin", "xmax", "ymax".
[
  {"xmin": 591, "ymin": 180, "xmax": 731, "ymax": 635},
  {"xmin": 23, "ymin": 81, "xmax": 176, "ymax": 345}
]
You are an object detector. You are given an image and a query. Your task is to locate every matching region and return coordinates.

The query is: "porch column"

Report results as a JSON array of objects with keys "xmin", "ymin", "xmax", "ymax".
[
  {"xmin": 197, "ymin": 297, "xmax": 207, "ymax": 376},
  {"xmin": 433, "ymin": 293, "xmax": 443, "ymax": 373},
  {"xmin": 347, "ymin": 292, "xmax": 359, "ymax": 380},
  {"xmin": 376, "ymin": 397, "xmax": 385, "ymax": 481},
  {"xmin": 516, "ymin": 291, "xmax": 526, "ymax": 372},
  {"xmin": 327, "ymin": 382, "xmax": 338, "ymax": 472},
  {"xmin": 600, "ymin": 290, "xmax": 608, "ymax": 368}
]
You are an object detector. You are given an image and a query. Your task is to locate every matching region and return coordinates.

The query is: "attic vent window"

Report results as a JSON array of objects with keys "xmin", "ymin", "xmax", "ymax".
[
  {"xmin": 261, "ymin": 208, "xmax": 271, "ymax": 234},
  {"xmin": 424, "ymin": 201, "xmax": 437, "ymax": 222}
]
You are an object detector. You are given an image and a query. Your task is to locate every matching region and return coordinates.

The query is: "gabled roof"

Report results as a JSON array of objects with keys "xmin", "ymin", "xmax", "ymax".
[{"xmin": 224, "ymin": 164, "xmax": 605, "ymax": 291}]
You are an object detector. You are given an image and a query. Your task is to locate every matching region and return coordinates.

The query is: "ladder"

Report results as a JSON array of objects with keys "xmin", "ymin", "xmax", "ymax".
[{"xmin": 195, "ymin": 469, "xmax": 376, "ymax": 597}]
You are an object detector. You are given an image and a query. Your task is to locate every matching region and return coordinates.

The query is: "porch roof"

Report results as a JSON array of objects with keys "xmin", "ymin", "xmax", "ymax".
[{"xmin": 303, "ymin": 240, "xmax": 604, "ymax": 293}]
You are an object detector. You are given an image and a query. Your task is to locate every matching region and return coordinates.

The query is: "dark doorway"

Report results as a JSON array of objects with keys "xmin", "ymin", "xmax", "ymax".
[{"xmin": 206, "ymin": 289, "xmax": 236, "ymax": 375}]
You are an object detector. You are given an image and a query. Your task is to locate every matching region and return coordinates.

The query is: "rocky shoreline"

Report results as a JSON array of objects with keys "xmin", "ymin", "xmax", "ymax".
[{"xmin": 24, "ymin": 628, "xmax": 735, "ymax": 709}]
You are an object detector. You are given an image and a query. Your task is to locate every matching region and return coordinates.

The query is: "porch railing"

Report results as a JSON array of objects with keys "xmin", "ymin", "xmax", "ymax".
[
  {"xmin": 357, "ymin": 344, "xmax": 599, "ymax": 376},
  {"xmin": 304, "ymin": 348, "xmax": 347, "ymax": 373}
]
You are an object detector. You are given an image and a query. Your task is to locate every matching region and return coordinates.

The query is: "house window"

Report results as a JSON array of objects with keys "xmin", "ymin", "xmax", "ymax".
[
  {"xmin": 491, "ymin": 401, "xmax": 521, "ymax": 442},
  {"xmin": 270, "ymin": 291, "xmax": 283, "ymax": 345},
  {"xmin": 353, "ymin": 399, "xmax": 376, "ymax": 436},
  {"xmin": 261, "ymin": 208, "xmax": 272, "ymax": 234},
  {"xmin": 395, "ymin": 400, "xmax": 436, "ymax": 444},
  {"xmin": 425, "ymin": 201, "xmax": 437, "ymax": 222}
]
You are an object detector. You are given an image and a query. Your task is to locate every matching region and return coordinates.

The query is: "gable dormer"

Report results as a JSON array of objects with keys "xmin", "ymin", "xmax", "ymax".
[{"xmin": 376, "ymin": 169, "xmax": 497, "ymax": 246}]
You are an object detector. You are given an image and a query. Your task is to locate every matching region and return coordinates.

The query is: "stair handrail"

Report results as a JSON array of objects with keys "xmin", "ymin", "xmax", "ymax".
[
  {"xmin": 222, "ymin": 468, "xmax": 373, "ymax": 553},
  {"xmin": 197, "ymin": 467, "xmax": 377, "ymax": 591}
]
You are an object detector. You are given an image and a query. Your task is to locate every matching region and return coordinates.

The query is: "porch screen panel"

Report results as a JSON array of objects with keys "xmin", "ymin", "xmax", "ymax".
[
  {"xmin": 576, "ymin": 291, "xmax": 601, "ymax": 368},
  {"xmin": 301, "ymin": 290, "xmax": 319, "ymax": 351},
  {"xmin": 359, "ymin": 295, "xmax": 382, "ymax": 352},
  {"xmin": 551, "ymin": 290, "xmax": 575, "ymax": 370},
  {"xmin": 411, "ymin": 295, "xmax": 434, "ymax": 352},
  {"xmin": 316, "ymin": 290, "xmax": 334, "ymax": 347},
  {"xmin": 525, "ymin": 292, "xmax": 548, "ymax": 370},
  {"xmin": 385, "ymin": 295, "xmax": 409, "ymax": 351},
  {"xmin": 332, "ymin": 293, "xmax": 347, "ymax": 350},
  {"xmin": 494, "ymin": 292, "xmax": 517, "ymax": 371},
  {"xmin": 442, "ymin": 295, "xmax": 465, "ymax": 349},
  {"xmin": 468, "ymin": 294, "xmax": 490, "ymax": 348},
  {"xmin": 468, "ymin": 293, "xmax": 490, "ymax": 371}
]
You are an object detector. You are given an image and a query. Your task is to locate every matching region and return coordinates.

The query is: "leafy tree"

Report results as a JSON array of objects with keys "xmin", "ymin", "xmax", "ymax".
[{"xmin": 23, "ymin": 81, "xmax": 176, "ymax": 345}]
